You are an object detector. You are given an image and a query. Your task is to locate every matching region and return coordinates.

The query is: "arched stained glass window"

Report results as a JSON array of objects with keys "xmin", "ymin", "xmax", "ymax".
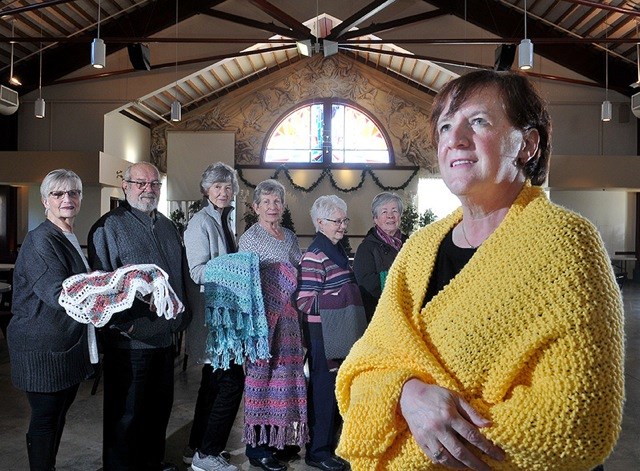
[{"xmin": 263, "ymin": 99, "xmax": 392, "ymax": 165}]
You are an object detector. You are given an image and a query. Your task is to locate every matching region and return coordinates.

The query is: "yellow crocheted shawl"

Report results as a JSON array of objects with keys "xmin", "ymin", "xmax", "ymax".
[{"xmin": 336, "ymin": 185, "xmax": 624, "ymax": 471}]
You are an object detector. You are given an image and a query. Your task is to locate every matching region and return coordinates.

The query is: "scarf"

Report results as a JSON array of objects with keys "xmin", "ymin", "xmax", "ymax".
[
  {"xmin": 203, "ymin": 252, "xmax": 269, "ymax": 370},
  {"xmin": 309, "ymin": 231, "xmax": 349, "ymax": 268},
  {"xmin": 375, "ymin": 225, "xmax": 403, "ymax": 252},
  {"xmin": 243, "ymin": 262, "xmax": 309, "ymax": 449}
]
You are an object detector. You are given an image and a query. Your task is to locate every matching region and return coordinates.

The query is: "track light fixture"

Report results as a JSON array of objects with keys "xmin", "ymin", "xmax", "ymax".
[
  {"xmin": 91, "ymin": 0, "xmax": 105, "ymax": 68},
  {"xmin": 518, "ymin": 0, "xmax": 533, "ymax": 70}
]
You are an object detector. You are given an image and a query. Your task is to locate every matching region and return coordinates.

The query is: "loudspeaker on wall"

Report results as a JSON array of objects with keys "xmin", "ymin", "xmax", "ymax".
[
  {"xmin": 128, "ymin": 43, "xmax": 151, "ymax": 71},
  {"xmin": 494, "ymin": 44, "xmax": 517, "ymax": 71}
]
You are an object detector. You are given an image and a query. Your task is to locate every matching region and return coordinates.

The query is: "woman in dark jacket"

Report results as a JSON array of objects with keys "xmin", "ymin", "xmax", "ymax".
[
  {"xmin": 353, "ymin": 192, "xmax": 408, "ymax": 321},
  {"xmin": 7, "ymin": 169, "xmax": 94, "ymax": 471}
]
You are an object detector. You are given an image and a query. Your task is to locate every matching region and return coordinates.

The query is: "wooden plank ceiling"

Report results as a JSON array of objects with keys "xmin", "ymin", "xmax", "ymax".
[{"xmin": 2, "ymin": 0, "xmax": 639, "ymax": 125}]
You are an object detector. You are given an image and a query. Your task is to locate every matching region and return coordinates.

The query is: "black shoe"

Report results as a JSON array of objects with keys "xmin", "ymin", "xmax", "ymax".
[
  {"xmin": 249, "ymin": 456, "xmax": 287, "ymax": 471},
  {"xmin": 273, "ymin": 445, "xmax": 300, "ymax": 462},
  {"xmin": 159, "ymin": 463, "xmax": 179, "ymax": 471},
  {"xmin": 304, "ymin": 456, "xmax": 346, "ymax": 471}
]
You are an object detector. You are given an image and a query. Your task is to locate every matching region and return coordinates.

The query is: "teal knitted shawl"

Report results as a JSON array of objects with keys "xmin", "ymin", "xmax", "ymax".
[{"xmin": 203, "ymin": 252, "xmax": 269, "ymax": 370}]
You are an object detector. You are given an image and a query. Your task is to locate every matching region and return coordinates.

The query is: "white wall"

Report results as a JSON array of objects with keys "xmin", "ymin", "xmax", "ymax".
[
  {"xmin": 104, "ymin": 112, "xmax": 150, "ymax": 163},
  {"xmin": 549, "ymin": 190, "xmax": 637, "ymax": 276}
]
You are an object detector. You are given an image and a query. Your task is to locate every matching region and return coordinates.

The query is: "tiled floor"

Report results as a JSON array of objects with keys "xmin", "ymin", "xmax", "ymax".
[{"xmin": 1, "ymin": 281, "xmax": 639, "ymax": 470}]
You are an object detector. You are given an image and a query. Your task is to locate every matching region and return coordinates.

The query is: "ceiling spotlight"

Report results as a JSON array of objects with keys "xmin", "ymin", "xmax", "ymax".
[
  {"xmin": 601, "ymin": 100, "xmax": 612, "ymax": 122},
  {"xmin": 323, "ymin": 40, "xmax": 339, "ymax": 58},
  {"xmin": 9, "ymin": 20, "xmax": 22, "ymax": 86},
  {"xmin": 518, "ymin": 0, "xmax": 533, "ymax": 70},
  {"xmin": 518, "ymin": 39, "xmax": 533, "ymax": 70},
  {"xmin": 35, "ymin": 97, "xmax": 46, "ymax": 119},
  {"xmin": 171, "ymin": 100, "xmax": 182, "ymax": 122},
  {"xmin": 91, "ymin": 0, "xmax": 105, "ymax": 68},
  {"xmin": 296, "ymin": 39, "xmax": 313, "ymax": 57}
]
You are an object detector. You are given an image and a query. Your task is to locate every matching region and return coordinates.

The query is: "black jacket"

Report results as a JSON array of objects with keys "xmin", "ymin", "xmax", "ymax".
[
  {"xmin": 353, "ymin": 227, "xmax": 408, "ymax": 321},
  {"xmin": 8, "ymin": 220, "xmax": 93, "ymax": 392}
]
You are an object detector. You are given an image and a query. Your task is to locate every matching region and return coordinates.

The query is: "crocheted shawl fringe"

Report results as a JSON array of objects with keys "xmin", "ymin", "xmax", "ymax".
[
  {"xmin": 243, "ymin": 422, "xmax": 309, "ymax": 449},
  {"xmin": 203, "ymin": 252, "xmax": 270, "ymax": 370},
  {"xmin": 59, "ymin": 263, "xmax": 184, "ymax": 328}
]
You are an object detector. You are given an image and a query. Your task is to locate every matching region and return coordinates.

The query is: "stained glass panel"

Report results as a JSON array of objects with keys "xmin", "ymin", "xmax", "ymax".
[{"xmin": 264, "ymin": 101, "xmax": 389, "ymax": 165}]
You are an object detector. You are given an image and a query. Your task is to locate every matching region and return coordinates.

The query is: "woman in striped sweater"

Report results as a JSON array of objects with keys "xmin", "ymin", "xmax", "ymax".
[{"xmin": 295, "ymin": 195, "xmax": 367, "ymax": 471}]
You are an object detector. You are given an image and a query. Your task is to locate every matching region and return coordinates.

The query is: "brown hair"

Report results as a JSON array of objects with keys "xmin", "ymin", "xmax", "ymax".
[{"xmin": 429, "ymin": 70, "xmax": 551, "ymax": 186}]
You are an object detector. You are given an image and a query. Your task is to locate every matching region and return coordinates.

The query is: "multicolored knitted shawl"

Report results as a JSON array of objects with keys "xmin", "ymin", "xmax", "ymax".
[
  {"xmin": 203, "ymin": 252, "xmax": 270, "ymax": 370},
  {"xmin": 59, "ymin": 263, "xmax": 184, "ymax": 328},
  {"xmin": 243, "ymin": 262, "xmax": 309, "ymax": 449}
]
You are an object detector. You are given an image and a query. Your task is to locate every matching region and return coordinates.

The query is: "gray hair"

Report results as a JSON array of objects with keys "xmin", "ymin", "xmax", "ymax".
[
  {"xmin": 372, "ymin": 192, "xmax": 403, "ymax": 218},
  {"xmin": 123, "ymin": 162, "xmax": 160, "ymax": 181},
  {"xmin": 200, "ymin": 162, "xmax": 239, "ymax": 196},
  {"xmin": 40, "ymin": 169, "xmax": 83, "ymax": 200},
  {"xmin": 310, "ymin": 195, "xmax": 347, "ymax": 231},
  {"xmin": 253, "ymin": 179, "xmax": 285, "ymax": 206}
]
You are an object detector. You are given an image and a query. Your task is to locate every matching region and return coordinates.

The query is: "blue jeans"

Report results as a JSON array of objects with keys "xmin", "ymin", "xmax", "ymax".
[{"xmin": 102, "ymin": 346, "xmax": 174, "ymax": 470}]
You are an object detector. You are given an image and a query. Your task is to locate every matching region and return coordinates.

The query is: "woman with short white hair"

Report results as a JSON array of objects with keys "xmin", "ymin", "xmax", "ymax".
[
  {"xmin": 8, "ymin": 169, "xmax": 93, "ymax": 470},
  {"xmin": 295, "ymin": 195, "xmax": 367, "ymax": 471}
]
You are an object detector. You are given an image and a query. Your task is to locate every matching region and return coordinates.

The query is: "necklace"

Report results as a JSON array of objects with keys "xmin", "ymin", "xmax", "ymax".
[{"xmin": 460, "ymin": 222, "xmax": 479, "ymax": 249}]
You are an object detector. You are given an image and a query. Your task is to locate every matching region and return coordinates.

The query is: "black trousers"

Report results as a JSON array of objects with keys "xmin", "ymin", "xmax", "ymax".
[
  {"xmin": 304, "ymin": 322, "xmax": 341, "ymax": 462},
  {"xmin": 188, "ymin": 362, "xmax": 244, "ymax": 456},
  {"xmin": 25, "ymin": 383, "xmax": 80, "ymax": 471},
  {"xmin": 102, "ymin": 346, "xmax": 174, "ymax": 470}
]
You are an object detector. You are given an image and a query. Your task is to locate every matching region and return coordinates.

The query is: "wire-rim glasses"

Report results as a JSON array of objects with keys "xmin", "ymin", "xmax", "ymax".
[
  {"xmin": 125, "ymin": 180, "xmax": 162, "ymax": 190},
  {"xmin": 324, "ymin": 217, "xmax": 350, "ymax": 226}
]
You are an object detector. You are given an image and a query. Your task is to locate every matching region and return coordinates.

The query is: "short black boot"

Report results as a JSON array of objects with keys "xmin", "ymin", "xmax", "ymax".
[{"xmin": 26, "ymin": 432, "xmax": 56, "ymax": 471}]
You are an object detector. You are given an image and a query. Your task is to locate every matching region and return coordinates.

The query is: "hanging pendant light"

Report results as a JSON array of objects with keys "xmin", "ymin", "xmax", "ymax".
[
  {"xmin": 9, "ymin": 20, "xmax": 22, "ymax": 86},
  {"xmin": 518, "ymin": 0, "xmax": 534, "ymax": 70},
  {"xmin": 91, "ymin": 0, "xmax": 106, "ymax": 68},
  {"xmin": 35, "ymin": 42, "xmax": 45, "ymax": 119},
  {"xmin": 602, "ymin": 19, "xmax": 611, "ymax": 122},
  {"xmin": 171, "ymin": 0, "xmax": 182, "ymax": 122}
]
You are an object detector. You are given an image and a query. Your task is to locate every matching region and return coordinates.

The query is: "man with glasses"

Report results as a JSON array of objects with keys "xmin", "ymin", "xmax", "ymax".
[{"xmin": 88, "ymin": 162, "xmax": 191, "ymax": 471}]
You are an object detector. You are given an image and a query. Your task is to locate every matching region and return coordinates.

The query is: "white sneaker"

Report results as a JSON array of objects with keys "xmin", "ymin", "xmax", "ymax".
[{"xmin": 191, "ymin": 451, "xmax": 238, "ymax": 471}]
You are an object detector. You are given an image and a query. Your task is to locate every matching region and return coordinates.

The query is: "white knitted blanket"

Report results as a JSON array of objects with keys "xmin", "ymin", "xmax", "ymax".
[{"xmin": 59, "ymin": 263, "xmax": 184, "ymax": 328}]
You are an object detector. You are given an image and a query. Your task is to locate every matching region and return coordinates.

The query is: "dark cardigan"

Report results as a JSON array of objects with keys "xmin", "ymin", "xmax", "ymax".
[
  {"xmin": 352, "ymin": 226, "xmax": 408, "ymax": 321},
  {"xmin": 88, "ymin": 200, "xmax": 191, "ymax": 349},
  {"xmin": 7, "ymin": 220, "xmax": 93, "ymax": 393}
]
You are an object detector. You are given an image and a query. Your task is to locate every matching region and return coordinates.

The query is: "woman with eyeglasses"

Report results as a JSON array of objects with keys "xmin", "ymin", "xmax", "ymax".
[
  {"xmin": 7, "ymin": 169, "xmax": 94, "ymax": 470},
  {"xmin": 295, "ymin": 195, "xmax": 367, "ymax": 471}
]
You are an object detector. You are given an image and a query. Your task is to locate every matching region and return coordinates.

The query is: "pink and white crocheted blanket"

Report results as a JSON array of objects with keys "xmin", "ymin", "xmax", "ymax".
[{"xmin": 59, "ymin": 264, "xmax": 185, "ymax": 328}]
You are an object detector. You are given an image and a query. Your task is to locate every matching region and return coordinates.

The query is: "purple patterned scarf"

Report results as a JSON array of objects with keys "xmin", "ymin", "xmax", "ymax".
[{"xmin": 375, "ymin": 225, "xmax": 403, "ymax": 252}]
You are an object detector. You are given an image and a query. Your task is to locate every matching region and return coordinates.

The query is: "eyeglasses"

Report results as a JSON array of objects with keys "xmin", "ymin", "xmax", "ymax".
[
  {"xmin": 125, "ymin": 180, "xmax": 162, "ymax": 190},
  {"xmin": 49, "ymin": 190, "xmax": 81, "ymax": 199},
  {"xmin": 324, "ymin": 217, "xmax": 350, "ymax": 226}
]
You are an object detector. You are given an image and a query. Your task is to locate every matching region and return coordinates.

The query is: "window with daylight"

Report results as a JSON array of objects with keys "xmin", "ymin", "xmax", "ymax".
[{"xmin": 263, "ymin": 99, "xmax": 392, "ymax": 165}]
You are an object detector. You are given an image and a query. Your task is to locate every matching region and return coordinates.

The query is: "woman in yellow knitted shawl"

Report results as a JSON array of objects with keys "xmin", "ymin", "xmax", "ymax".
[{"xmin": 336, "ymin": 70, "xmax": 624, "ymax": 471}]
